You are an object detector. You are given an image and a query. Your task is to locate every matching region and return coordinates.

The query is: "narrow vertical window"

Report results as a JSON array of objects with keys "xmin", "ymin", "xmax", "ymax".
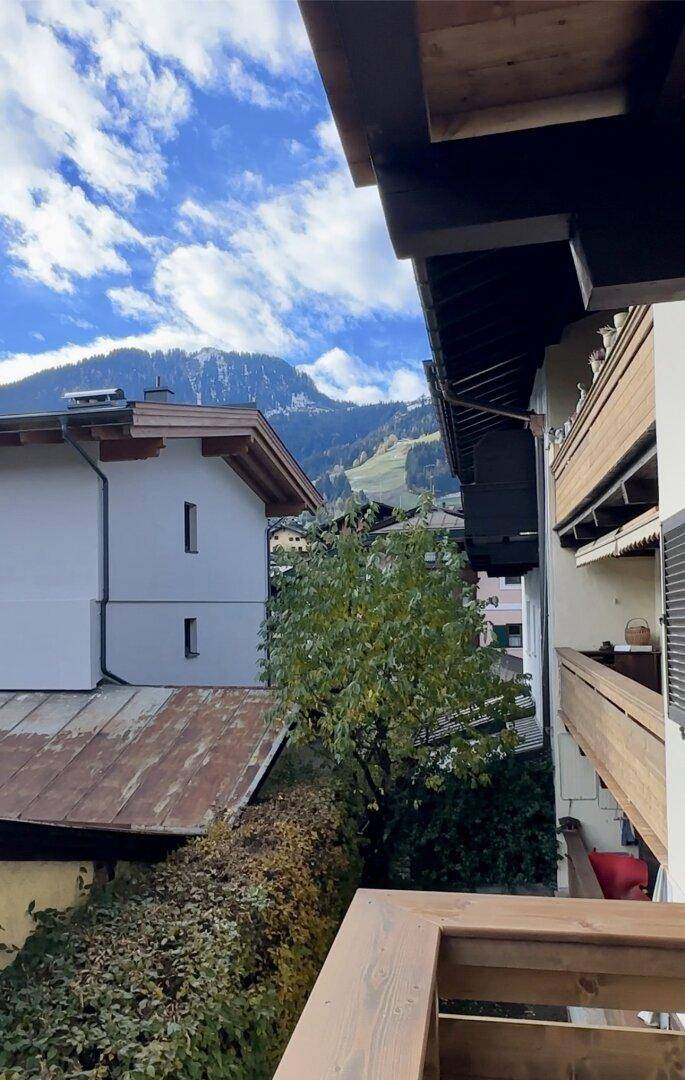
[
  {"xmin": 184, "ymin": 617, "xmax": 198, "ymax": 658},
  {"xmin": 184, "ymin": 502, "xmax": 197, "ymax": 553}
]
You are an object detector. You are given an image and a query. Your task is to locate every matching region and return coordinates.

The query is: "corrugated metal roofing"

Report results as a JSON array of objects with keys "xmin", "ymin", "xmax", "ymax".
[{"xmin": 0, "ymin": 685, "xmax": 280, "ymax": 835}]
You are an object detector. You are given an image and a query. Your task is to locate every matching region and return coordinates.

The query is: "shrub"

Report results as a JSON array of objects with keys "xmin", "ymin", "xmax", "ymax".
[
  {"xmin": 0, "ymin": 784, "xmax": 359, "ymax": 1079},
  {"xmin": 388, "ymin": 752, "xmax": 558, "ymax": 893}
]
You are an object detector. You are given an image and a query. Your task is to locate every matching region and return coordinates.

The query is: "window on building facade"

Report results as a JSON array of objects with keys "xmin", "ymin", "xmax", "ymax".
[
  {"xmin": 507, "ymin": 623, "xmax": 523, "ymax": 648},
  {"xmin": 184, "ymin": 617, "xmax": 198, "ymax": 658},
  {"xmin": 502, "ymin": 575, "xmax": 521, "ymax": 587},
  {"xmin": 184, "ymin": 502, "xmax": 198, "ymax": 553}
]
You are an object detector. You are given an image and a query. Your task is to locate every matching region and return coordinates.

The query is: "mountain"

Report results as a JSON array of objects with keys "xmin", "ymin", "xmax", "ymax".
[{"xmin": 0, "ymin": 347, "xmax": 457, "ymax": 501}]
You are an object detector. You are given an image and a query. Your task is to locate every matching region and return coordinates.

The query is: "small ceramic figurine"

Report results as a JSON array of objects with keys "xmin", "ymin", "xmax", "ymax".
[
  {"xmin": 576, "ymin": 382, "xmax": 588, "ymax": 412},
  {"xmin": 599, "ymin": 325, "xmax": 617, "ymax": 351},
  {"xmin": 588, "ymin": 347, "xmax": 605, "ymax": 381},
  {"xmin": 613, "ymin": 311, "xmax": 629, "ymax": 330},
  {"xmin": 548, "ymin": 426, "xmax": 564, "ymax": 445}
]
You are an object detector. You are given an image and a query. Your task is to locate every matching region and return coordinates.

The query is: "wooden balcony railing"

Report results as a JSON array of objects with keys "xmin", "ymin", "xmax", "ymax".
[
  {"xmin": 275, "ymin": 889, "xmax": 685, "ymax": 1079},
  {"xmin": 558, "ymin": 648, "xmax": 666, "ymax": 863},
  {"xmin": 551, "ymin": 306, "xmax": 655, "ymax": 529}
]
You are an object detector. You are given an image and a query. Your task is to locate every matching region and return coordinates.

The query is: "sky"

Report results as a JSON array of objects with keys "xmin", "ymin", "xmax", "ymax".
[{"xmin": 0, "ymin": 0, "xmax": 429, "ymax": 405}]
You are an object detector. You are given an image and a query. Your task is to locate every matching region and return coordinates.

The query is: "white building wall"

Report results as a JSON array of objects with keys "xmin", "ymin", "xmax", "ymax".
[
  {"xmin": 105, "ymin": 440, "xmax": 267, "ymax": 686},
  {"xmin": 534, "ymin": 320, "xmax": 639, "ymax": 890},
  {"xmin": 0, "ymin": 445, "xmax": 101, "ymax": 689},
  {"xmin": 654, "ymin": 301, "xmax": 685, "ymax": 898},
  {"xmin": 0, "ymin": 438, "xmax": 268, "ymax": 691}
]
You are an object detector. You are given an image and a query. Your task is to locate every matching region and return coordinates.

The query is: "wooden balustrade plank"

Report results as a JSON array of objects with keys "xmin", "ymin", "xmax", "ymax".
[
  {"xmin": 441, "ymin": 936, "xmax": 685, "ymax": 981},
  {"xmin": 552, "ymin": 306, "xmax": 655, "ymax": 526},
  {"xmin": 437, "ymin": 958, "xmax": 685, "ymax": 1013},
  {"xmin": 275, "ymin": 891, "xmax": 440, "ymax": 1080},
  {"xmin": 438, "ymin": 1015, "xmax": 685, "ymax": 1079}
]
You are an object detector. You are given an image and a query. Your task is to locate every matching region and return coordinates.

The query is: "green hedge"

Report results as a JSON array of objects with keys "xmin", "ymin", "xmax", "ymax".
[
  {"xmin": 389, "ymin": 753, "xmax": 558, "ymax": 893},
  {"xmin": 0, "ymin": 784, "xmax": 359, "ymax": 1079}
]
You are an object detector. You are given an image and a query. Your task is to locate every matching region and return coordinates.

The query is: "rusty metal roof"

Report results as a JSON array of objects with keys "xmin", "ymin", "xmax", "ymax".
[{"xmin": 0, "ymin": 685, "xmax": 281, "ymax": 835}]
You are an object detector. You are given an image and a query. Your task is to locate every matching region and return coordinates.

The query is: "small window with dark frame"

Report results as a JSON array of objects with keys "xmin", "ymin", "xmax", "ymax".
[
  {"xmin": 184, "ymin": 617, "xmax": 198, "ymax": 658},
  {"xmin": 184, "ymin": 502, "xmax": 197, "ymax": 553},
  {"xmin": 507, "ymin": 623, "xmax": 523, "ymax": 648}
]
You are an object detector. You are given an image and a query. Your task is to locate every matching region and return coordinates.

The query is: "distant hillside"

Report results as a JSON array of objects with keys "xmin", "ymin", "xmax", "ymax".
[
  {"xmin": 0, "ymin": 346, "xmax": 459, "ymax": 502},
  {"xmin": 345, "ymin": 431, "xmax": 441, "ymax": 507}
]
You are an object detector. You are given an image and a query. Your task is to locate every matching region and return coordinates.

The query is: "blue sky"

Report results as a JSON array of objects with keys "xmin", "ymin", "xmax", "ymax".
[{"xmin": 0, "ymin": 0, "xmax": 428, "ymax": 404}]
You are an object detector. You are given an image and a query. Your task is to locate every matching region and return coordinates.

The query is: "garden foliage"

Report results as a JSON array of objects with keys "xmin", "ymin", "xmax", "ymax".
[{"xmin": 0, "ymin": 784, "xmax": 359, "ymax": 1079}]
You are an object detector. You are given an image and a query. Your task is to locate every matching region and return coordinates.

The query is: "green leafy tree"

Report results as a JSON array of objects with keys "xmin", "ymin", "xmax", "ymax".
[{"xmin": 262, "ymin": 498, "xmax": 525, "ymax": 883}]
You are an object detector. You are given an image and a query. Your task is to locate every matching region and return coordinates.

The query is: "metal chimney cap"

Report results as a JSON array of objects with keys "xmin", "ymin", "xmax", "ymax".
[{"xmin": 63, "ymin": 388, "xmax": 126, "ymax": 409}]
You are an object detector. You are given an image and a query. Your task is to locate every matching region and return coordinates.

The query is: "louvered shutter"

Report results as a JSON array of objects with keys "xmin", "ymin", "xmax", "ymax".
[{"xmin": 663, "ymin": 509, "xmax": 685, "ymax": 725}]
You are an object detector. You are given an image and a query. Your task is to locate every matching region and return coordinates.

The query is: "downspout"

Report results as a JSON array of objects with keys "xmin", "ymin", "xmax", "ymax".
[
  {"xmin": 535, "ymin": 430, "xmax": 551, "ymax": 753},
  {"xmin": 60, "ymin": 419, "xmax": 128, "ymax": 685}
]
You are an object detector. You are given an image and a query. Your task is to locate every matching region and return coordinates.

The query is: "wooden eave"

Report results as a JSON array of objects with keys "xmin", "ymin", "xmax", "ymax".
[{"xmin": 0, "ymin": 402, "xmax": 321, "ymax": 515}]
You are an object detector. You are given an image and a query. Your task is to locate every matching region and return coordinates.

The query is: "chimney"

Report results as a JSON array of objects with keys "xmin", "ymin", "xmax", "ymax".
[{"xmin": 144, "ymin": 375, "xmax": 175, "ymax": 404}]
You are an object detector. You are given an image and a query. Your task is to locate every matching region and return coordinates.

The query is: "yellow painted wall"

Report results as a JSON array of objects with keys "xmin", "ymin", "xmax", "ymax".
[{"xmin": 0, "ymin": 861, "xmax": 94, "ymax": 968}]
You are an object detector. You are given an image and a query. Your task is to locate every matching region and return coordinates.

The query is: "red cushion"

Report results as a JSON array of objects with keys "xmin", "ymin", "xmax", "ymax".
[{"xmin": 588, "ymin": 850, "xmax": 649, "ymax": 900}]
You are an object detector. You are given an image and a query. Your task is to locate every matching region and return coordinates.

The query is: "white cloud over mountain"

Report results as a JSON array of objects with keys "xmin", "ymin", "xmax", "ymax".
[{"xmin": 0, "ymin": 0, "xmax": 426, "ymax": 404}]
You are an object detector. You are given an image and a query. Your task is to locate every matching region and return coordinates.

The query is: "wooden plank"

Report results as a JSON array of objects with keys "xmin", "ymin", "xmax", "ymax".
[
  {"xmin": 99, "ymin": 437, "xmax": 165, "ymax": 461},
  {"xmin": 201, "ymin": 435, "xmax": 253, "ymax": 456},
  {"xmin": 22, "ymin": 686, "xmax": 173, "ymax": 824},
  {"xmin": 437, "ymin": 957, "xmax": 685, "ymax": 1013},
  {"xmin": 440, "ymin": 934, "xmax": 685, "ymax": 982},
  {"xmin": 275, "ymin": 891, "xmax": 440, "ymax": 1080},
  {"xmin": 562, "ymin": 825, "xmax": 604, "ymax": 900},
  {"xmin": 438, "ymin": 1014, "xmax": 685, "ymax": 1078},
  {"xmin": 0, "ymin": 693, "xmax": 48, "ymax": 736},
  {"xmin": 375, "ymin": 890, "xmax": 685, "ymax": 950},
  {"xmin": 18, "ymin": 430, "xmax": 62, "ymax": 444}
]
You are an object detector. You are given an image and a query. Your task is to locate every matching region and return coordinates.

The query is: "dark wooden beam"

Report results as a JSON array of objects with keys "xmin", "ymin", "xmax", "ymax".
[
  {"xmin": 90, "ymin": 425, "xmax": 129, "ymax": 441},
  {"xmin": 99, "ymin": 438, "xmax": 165, "ymax": 462},
  {"xmin": 592, "ymin": 506, "xmax": 651, "ymax": 529},
  {"xmin": 0, "ymin": 433, "xmax": 21, "ymax": 447},
  {"xmin": 18, "ymin": 430, "xmax": 63, "ymax": 445},
  {"xmin": 201, "ymin": 435, "xmax": 253, "ymax": 457},
  {"xmin": 266, "ymin": 502, "xmax": 307, "ymax": 517}
]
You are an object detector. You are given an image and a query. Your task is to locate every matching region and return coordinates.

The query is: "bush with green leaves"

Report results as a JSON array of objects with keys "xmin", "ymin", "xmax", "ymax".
[
  {"xmin": 263, "ymin": 498, "xmax": 525, "ymax": 882},
  {"xmin": 0, "ymin": 784, "xmax": 359, "ymax": 1079},
  {"xmin": 389, "ymin": 752, "xmax": 558, "ymax": 893}
]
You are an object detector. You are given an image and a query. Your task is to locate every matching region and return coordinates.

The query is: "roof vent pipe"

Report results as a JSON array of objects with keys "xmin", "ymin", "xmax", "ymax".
[{"xmin": 144, "ymin": 375, "xmax": 175, "ymax": 403}]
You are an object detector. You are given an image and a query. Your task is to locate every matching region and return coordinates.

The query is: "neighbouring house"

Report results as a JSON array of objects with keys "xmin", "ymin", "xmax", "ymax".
[
  {"xmin": 0, "ymin": 386, "xmax": 319, "ymax": 689},
  {"xmin": 0, "ymin": 384, "xmax": 321, "ymax": 961},
  {"xmin": 288, "ymin": 0, "xmax": 685, "ymax": 1068},
  {"xmin": 478, "ymin": 573, "xmax": 523, "ymax": 659},
  {"xmin": 269, "ymin": 520, "xmax": 309, "ymax": 555}
]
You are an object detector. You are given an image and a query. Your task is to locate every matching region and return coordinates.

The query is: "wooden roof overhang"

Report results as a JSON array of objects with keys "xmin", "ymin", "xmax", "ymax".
[
  {"xmin": 0, "ymin": 402, "xmax": 321, "ymax": 516},
  {"xmin": 302, "ymin": 0, "xmax": 685, "ymax": 490}
]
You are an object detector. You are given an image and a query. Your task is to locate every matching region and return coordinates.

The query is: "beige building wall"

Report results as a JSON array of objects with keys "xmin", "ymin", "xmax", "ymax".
[
  {"xmin": 0, "ymin": 861, "xmax": 94, "ymax": 969},
  {"xmin": 478, "ymin": 574, "xmax": 523, "ymax": 658},
  {"xmin": 269, "ymin": 527, "xmax": 308, "ymax": 554}
]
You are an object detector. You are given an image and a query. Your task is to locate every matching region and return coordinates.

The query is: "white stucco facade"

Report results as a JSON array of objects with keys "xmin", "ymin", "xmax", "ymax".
[{"xmin": 0, "ymin": 439, "xmax": 268, "ymax": 690}]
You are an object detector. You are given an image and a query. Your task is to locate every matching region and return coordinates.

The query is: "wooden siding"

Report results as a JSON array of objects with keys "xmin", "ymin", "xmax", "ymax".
[
  {"xmin": 276, "ymin": 889, "xmax": 685, "ymax": 1079},
  {"xmin": 551, "ymin": 306, "xmax": 655, "ymax": 529},
  {"xmin": 557, "ymin": 648, "xmax": 666, "ymax": 862}
]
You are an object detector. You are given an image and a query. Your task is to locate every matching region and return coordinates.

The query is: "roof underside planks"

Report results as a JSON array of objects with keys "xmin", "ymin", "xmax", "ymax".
[
  {"xmin": 0, "ymin": 684, "xmax": 282, "ymax": 837},
  {"xmin": 301, "ymin": 0, "xmax": 685, "ymax": 486},
  {"xmin": 302, "ymin": 0, "xmax": 682, "ymax": 181},
  {"xmin": 422, "ymin": 243, "xmax": 583, "ymax": 482},
  {"xmin": 0, "ymin": 401, "xmax": 321, "ymax": 515}
]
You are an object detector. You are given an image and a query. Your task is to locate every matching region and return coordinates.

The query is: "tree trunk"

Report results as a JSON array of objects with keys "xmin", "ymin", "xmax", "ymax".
[{"xmin": 362, "ymin": 804, "xmax": 391, "ymax": 886}]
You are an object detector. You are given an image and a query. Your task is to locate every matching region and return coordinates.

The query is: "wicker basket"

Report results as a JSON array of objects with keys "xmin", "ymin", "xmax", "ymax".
[{"xmin": 624, "ymin": 618, "xmax": 651, "ymax": 646}]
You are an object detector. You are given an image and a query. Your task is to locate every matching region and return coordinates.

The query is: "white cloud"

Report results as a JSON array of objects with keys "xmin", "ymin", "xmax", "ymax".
[
  {"xmin": 226, "ymin": 58, "xmax": 279, "ymax": 108},
  {"xmin": 107, "ymin": 285, "xmax": 165, "ymax": 321},
  {"xmin": 153, "ymin": 243, "xmax": 297, "ymax": 354},
  {"xmin": 298, "ymin": 348, "xmax": 426, "ymax": 405},
  {"xmin": 0, "ymin": 0, "xmax": 312, "ymax": 293}
]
